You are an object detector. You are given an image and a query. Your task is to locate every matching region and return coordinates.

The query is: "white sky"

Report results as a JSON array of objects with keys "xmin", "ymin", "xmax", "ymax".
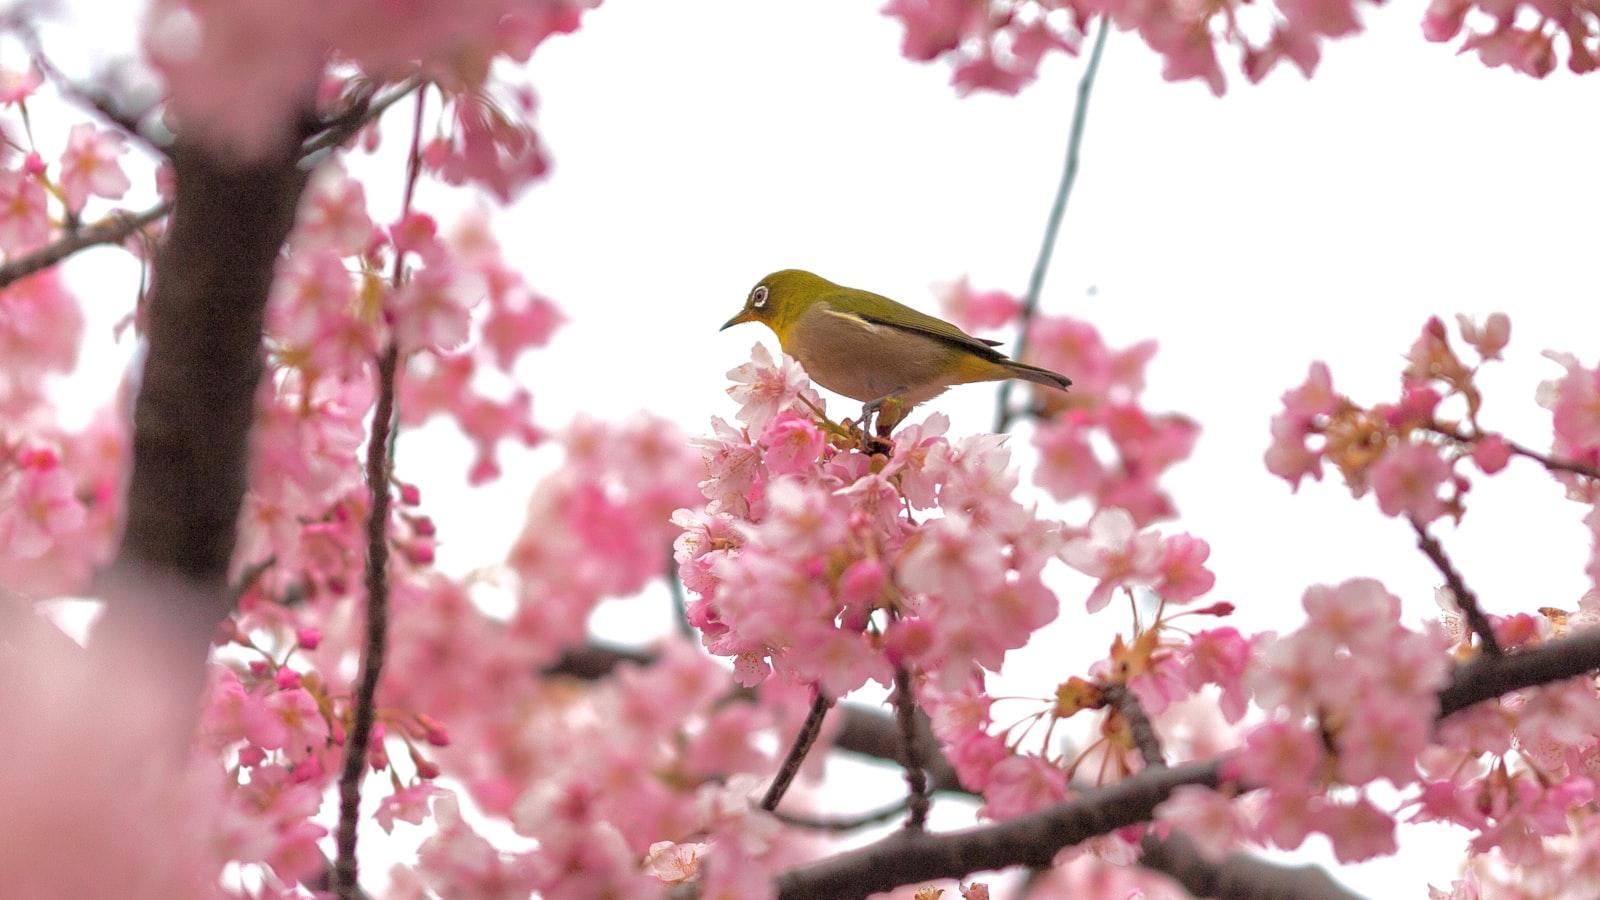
[{"xmin": 27, "ymin": 0, "xmax": 1600, "ymax": 896}]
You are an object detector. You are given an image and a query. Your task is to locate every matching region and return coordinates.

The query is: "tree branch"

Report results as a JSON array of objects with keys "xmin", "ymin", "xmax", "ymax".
[
  {"xmin": 774, "ymin": 798, "xmax": 912, "ymax": 833},
  {"xmin": 1410, "ymin": 516, "xmax": 1501, "ymax": 657},
  {"xmin": 0, "ymin": 202, "xmax": 171, "ymax": 290},
  {"xmin": 774, "ymin": 625, "xmax": 1600, "ymax": 898},
  {"xmin": 1139, "ymin": 833, "xmax": 1366, "ymax": 900},
  {"xmin": 892, "ymin": 665, "xmax": 931, "ymax": 829},
  {"xmin": 761, "ymin": 692, "xmax": 834, "ymax": 812},
  {"xmin": 994, "ymin": 18, "xmax": 1109, "ymax": 433},
  {"xmin": 1438, "ymin": 624, "xmax": 1600, "ymax": 717},
  {"xmin": 332, "ymin": 84, "xmax": 427, "ymax": 898},
  {"xmin": 1427, "ymin": 425, "xmax": 1600, "ymax": 482},
  {"xmin": 774, "ymin": 758, "xmax": 1224, "ymax": 900}
]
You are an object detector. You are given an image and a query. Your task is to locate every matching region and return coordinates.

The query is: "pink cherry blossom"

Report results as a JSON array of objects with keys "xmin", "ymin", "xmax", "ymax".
[
  {"xmin": 1153, "ymin": 533, "xmax": 1215, "ymax": 603},
  {"xmin": 0, "ymin": 169, "xmax": 50, "ymax": 254},
  {"xmin": 726, "ymin": 343, "xmax": 818, "ymax": 433},
  {"xmin": 1369, "ymin": 442, "xmax": 1452, "ymax": 522},
  {"xmin": 1457, "ymin": 312, "xmax": 1510, "ymax": 361},
  {"xmin": 0, "ymin": 63, "xmax": 42, "ymax": 104},
  {"xmin": 1155, "ymin": 785, "xmax": 1250, "ymax": 859},
  {"xmin": 644, "ymin": 840, "xmax": 708, "ymax": 884},
  {"xmin": 1322, "ymin": 798, "xmax": 1398, "ymax": 863},
  {"xmin": 390, "ymin": 264, "xmax": 482, "ymax": 354},
  {"xmin": 57, "ymin": 123, "xmax": 130, "ymax": 214},
  {"xmin": 1060, "ymin": 508, "xmax": 1162, "ymax": 612},
  {"xmin": 936, "ymin": 276, "xmax": 1021, "ymax": 332}
]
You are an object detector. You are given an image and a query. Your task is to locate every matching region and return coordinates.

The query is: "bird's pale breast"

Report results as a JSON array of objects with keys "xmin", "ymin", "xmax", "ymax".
[{"xmin": 783, "ymin": 304, "xmax": 965, "ymax": 405}]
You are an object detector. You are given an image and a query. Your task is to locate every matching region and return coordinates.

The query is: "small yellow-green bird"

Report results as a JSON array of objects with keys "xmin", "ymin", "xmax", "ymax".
[{"xmin": 721, "ymin": 269, "xmax": 1071, "ymax": 433}]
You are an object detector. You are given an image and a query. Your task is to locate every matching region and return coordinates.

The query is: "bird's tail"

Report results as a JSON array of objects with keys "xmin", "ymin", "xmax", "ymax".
[{"xmin": 1004, "ymin": 360, "xmax": 1072, "ymax": 392}]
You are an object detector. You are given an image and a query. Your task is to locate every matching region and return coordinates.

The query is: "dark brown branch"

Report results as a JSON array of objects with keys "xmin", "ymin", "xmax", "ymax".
[
  {"xmin": 1102, "ymin": 682, "xmax": 1165, "ymax": 769},
  {"xmin": 1409, "ymin": 516, "xmax": 1501, "ymax": 657},
  {"xmin": 774, "ymin": 798, "xmax": 912, "ymax": 833},
  {"xmin": 1438, "ymin": 624, "xmax": 1600, "ymax": 717},
  {"xmin": 543, "ymin": 642, "xmax": 659, "ymax": 679},
  {"xmin": 331, "ymin": 344, "xmax": 400, "ymax": 898},
  {"xmin": 777, "ymin": 625, "xmax": 1600, "ymax": 898},
  {"xmin": 332, "ymin": 84, "xmax": 426, "ymax": 899},
  {"xmin": 95, "ymin": 131, "xmax": 310, "ymax": 667},
  {"xmin": 1139, "ymin": 833, "xmax": 1365, "ymax": 900},
  {"xmin": 0, "ymin": 201, "xmax": 171, "ymax": 290},
  {"xmin": 774, "ymin": 758, "xmax": 1224, "ymax": 900},
  {"xmin": 892, "ymin": 665, "xmax": 931, "ymax": 830},
  {"xmin": 761, "ymin": 692, "xmax": 834, "ymax": 811},
  {"xmin": 834, "ymin": 703, "xmax": 964, "ymax": 795}
]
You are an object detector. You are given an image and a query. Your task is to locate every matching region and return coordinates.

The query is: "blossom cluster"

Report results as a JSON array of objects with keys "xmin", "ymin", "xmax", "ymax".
[
  {"xmin": 1424, "ymin": 0, "xmax": 1600, "ymax": 77},
  {"xmin": 885, "ymin": 0, "xmax": 1600, "ymax": 99},
  {"xmin": 883, "ymin": 0, "xmax": 1376, "ymax": 96},
  {"xmin": 143, "ymin": 0, "xmax": 597, "ymax": 181},
  {"xmin": 676, "ymin": 344, "xmax": 1066, "ymax": 698},
  {"xmin": 939, "ymin": 278, "xmax": 1198, "ymax": 527}
]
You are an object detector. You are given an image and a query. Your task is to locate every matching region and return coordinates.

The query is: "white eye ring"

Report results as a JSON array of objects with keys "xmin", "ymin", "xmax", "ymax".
[{"xmin": 751, "ymin": 285, "xmax": 769, "ymax": 308}]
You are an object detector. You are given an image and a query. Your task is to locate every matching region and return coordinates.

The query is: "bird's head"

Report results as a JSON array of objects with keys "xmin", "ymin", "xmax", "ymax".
[{"xmin": 720, "ymin": 269, "xmax": 835, "ymax": 340}]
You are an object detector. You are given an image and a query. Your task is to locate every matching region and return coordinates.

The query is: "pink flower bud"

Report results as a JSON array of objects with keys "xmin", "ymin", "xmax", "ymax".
[
  {"xmin": 296, "ymin": 626, "xmax": 322, "ymax": 650},
  {"xmin": 1472, "ymin": 434, "xmax": 1511, "ymax": 474},
  {"xmin": 236, "ymin": 745, "xmax": 266, "ymax": 767},
  {"xmin": 22, "ymin": 151, "xmax": 45, "ymax": 177},
  {"xmin": 398, "ymin": 482, "xmax": 421, "ymax": 506},
  {"xmin": 273, "ymin": 668, "xmax": 302, "ymax": 689}
]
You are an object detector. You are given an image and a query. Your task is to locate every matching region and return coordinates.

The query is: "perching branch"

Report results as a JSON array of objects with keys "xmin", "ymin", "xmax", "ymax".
[
  {"xmin": 0, "ymin": 201, "xmax": 171, "ymax": 290},
  {"xmin": 1409, "ymin": 516, "xmax": 1502, "ymax": 657},
  {"xmin": 892, "ymin": 665, "xmax": 932, "ymax": 830},
  {"xmin": 994, "ymin": 18, "xmax": 1110, "ymax": 433},
  {"xmin": 760, "ymin": 692, "xmax": 834, "ymax": 812}
]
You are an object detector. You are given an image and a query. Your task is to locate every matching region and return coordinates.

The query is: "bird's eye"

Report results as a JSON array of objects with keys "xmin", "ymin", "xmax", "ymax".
[{"xmin": 751, "ymin": 285, "xmax": 769, "ymax": 309}]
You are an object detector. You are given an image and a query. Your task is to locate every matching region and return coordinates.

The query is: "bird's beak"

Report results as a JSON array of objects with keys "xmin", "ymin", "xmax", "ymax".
[{"xmin": 720, "ymin": 310, "xmax": 754, "ymax": 331}]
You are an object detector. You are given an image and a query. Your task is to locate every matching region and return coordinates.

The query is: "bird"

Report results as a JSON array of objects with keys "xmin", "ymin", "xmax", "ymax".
[{"xmin": 721, "ymin": 269, "xmax": 1071, "ymax": 435}]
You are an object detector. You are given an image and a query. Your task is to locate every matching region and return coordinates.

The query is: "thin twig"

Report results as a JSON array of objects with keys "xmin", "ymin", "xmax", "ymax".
[
  {"xmin": 760, "ymin": 692, "xmax": 834, "ymax": 812},
  {"xmin": 994, "ymin": 18, "xmax": 1110, "ymax": 433},
  {"xmin": 1409, "ymin": 516, "xmax": 1501, "ymax": 657},
  {"xmin": 773, "ymin": 798, "xmax": 912, "ymax": 833},
  {"xmin": 0, "ymin": 201, "xmax": 171, "ymax": 290},
  {"xmin": 303, "ymin": 76, "xmax": 425, "ymax": 159},
  {"xmin": 331, "ymin": 86, "xmax": 426, "ymax": 900},
  {"xmin": 1427, "ymin": 425, "xmax": 1600, "ymax": 482},
  {"xmin": 1101, "ymin": 682, "xmax": 1165, "ymax": 770},
  {"xmin": 227, "ymin": 555, "xmax": 278, "ymax": 607},
  {"xmin": 666, "ymin": 547, "xmax": 693, "ymax": 639},
  {"xmin": 892, "ymin": 665, "xmax": 931, "ymax": 830}
]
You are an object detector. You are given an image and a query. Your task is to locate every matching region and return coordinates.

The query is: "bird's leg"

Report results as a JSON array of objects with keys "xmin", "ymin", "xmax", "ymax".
[{"xmin": 859, "ymin": 388, "xmax": 908, "ymax": 453}]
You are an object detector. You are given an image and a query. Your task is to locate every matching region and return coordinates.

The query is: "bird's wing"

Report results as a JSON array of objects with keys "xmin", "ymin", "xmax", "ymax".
[{"xmin": 827, "ymin": 290, "xmax": 1007, "ymax": 357}]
